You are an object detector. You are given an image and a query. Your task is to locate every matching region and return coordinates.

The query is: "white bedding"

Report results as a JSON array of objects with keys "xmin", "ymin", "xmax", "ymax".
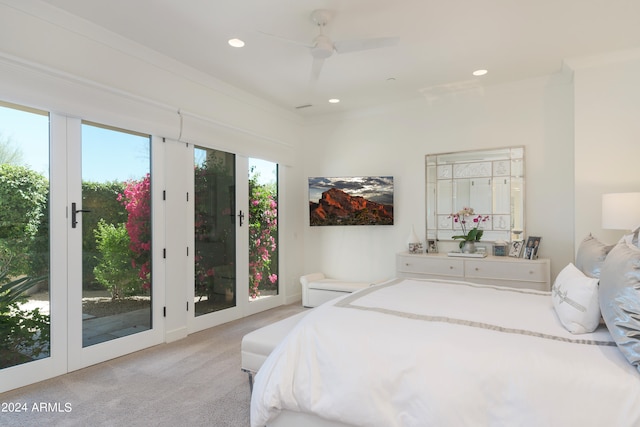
[{"xmin": 251, "ymin": 278, "xmax": 640, "ymax": 427}]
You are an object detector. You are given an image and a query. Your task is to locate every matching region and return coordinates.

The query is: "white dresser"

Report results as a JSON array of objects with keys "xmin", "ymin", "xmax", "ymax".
[{"xmin": 396, "ymin": 252, "xmax": 551, "ymax": 291}]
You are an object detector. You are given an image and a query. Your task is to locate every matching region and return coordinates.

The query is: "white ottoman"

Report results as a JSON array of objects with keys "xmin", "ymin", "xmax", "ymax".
[
  {"xmin": 241, "ymin": 310, "xmax": 309, "ymax": 390},
  {"xmin": 300, "ymin": 273, "xmax": 372, "ymax": 308}
]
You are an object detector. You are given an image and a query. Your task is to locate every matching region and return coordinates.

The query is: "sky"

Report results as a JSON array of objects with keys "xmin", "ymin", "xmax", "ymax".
[
  {"xmin": 1, "ymin": 104, "xmax": 276, "ymax": 185},
  {"xmin": 0, "ymin": 104, "xmax": 50, "ymax": 176},
  {"xmin": 0, "ymin": 104, "xmax": 149, "ymax": 182},
  {"xmin": 82, "ymin": 123, "xmax": 150, "ymax": 182}
]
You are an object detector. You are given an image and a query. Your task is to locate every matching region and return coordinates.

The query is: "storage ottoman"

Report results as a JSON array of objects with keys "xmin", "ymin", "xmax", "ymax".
[{"xmin": 300, "ymin": 272, "xmax": 372, "ymax": 308}]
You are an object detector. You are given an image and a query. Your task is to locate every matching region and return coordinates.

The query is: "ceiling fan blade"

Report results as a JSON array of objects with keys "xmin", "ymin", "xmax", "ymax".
[
  {"xmin": 334, "ymin": 37, "xmax": 399, "ymax": 54},
  {"xmin": 310, "ymin": 57, "xmax": 325, "ymax": 82},
  {"xmin": 257, "ymin": 30, "xmax": 314, "ymax": 48}
]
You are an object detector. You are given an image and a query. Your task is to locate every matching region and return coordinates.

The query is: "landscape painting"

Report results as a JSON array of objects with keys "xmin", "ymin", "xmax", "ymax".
[{"xmin": 308, "ymin": 176, "xmax": 394, "ymax": 226}]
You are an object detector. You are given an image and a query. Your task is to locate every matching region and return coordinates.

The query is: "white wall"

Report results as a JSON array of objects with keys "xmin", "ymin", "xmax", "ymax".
[
  {"xmin": 570, "ymin": 50, "xmax": 640, "ymax": 247},
  {"xmin": 302, "ymin": 74, "xmax": 575, "ymax": 282}
]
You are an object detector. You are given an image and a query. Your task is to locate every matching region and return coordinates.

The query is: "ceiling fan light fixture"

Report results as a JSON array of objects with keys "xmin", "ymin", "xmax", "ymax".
[
  {"xmin": 261, "ymin": 9, "xmax": 399, "ymax": 82},
  {"xmin": 228, "ymin": 38, "xmax": 245, "ymax": 48},
  {"xmin": 311, "ymin": 35, "xmax": 334, "ymax": 58}
]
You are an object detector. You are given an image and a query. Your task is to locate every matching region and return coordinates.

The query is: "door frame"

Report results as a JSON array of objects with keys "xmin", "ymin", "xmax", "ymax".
[{"xmin": 66, "ymin": 122, "xmax": 165, "ymax": 371}]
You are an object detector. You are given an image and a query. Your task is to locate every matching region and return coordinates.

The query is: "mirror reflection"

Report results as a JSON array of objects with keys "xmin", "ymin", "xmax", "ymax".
[{"xmin": 426, "ymin": 147, "xmax": 524, "ymax": 243}]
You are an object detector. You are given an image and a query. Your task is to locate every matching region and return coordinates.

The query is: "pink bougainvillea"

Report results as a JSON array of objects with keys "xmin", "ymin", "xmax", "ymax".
[
  {"xmin": 248, "ymin": 174, "xmax": 278, "ymax": 299},
  {"xmin": 117, "ymin": 174, "xmax": 151, "ymax": 289}
]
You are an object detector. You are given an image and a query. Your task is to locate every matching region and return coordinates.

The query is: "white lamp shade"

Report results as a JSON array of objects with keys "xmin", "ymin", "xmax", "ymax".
[{"xmin": 602, "ymin": 192, "xmax": 640, "ymax": 230}]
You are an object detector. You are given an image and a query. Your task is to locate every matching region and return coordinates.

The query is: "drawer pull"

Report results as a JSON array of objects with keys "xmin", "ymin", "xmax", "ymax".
[
  {"xmin": 475, "ymin": 267, "xmax": 480, "ymax": 271},
  {"xmin": 449, "ymin": 266, "xmax": 454, "ymax": 269}
]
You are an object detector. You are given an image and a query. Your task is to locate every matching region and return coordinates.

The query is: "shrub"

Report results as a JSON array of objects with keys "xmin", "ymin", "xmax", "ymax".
[
  {"xmin": 0, "ymin": 271, "xmax": 49, "ymax": 368},
  {"xmin": 81, "ymin": 181, "xmax": 127, "ymax": 287},
  {"xmin": 93, "ymin": 220, "xmax": 140, "ymax": 299}
]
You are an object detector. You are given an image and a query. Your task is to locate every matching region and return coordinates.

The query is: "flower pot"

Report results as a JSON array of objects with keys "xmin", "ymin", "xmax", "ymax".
[{"xmin": 462, "ymin": 241, "xmax": 476, "ymax": 254}]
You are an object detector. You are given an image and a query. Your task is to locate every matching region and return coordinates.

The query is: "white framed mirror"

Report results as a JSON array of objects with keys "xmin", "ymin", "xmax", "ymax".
[{"xmin": 426, "ymin": 146, "xmax": 524, "ymax": 243}]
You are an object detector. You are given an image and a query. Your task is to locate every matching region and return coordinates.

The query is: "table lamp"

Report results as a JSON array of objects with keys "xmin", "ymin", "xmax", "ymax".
[{"xmin": 602, "ymin": 193, "xmax": 640, "ymax": 240}]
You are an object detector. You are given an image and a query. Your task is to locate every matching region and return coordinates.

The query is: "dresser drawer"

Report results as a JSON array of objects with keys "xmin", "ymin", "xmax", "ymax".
[
  {"xmin": 397, "ymin": 252, "xmax": 550, "ymax": 290},
  {"xmin": 397, "ymin": 255, "xmax": 464, "ymax": 278},
  {"xmin": 464, "ymin": 259, "xmax": 548, "ymax": 283}
]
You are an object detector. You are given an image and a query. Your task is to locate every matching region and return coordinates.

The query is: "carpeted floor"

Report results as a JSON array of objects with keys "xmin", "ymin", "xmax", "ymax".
[{"xmin": 0, "ymin": 303, "xmax": 306, "ymax": 427}]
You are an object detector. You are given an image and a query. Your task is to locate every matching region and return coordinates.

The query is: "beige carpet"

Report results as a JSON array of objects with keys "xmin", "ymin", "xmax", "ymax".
[{"xmin": 0, "ymin": 303, "xmax": 306, "ymax": 427}]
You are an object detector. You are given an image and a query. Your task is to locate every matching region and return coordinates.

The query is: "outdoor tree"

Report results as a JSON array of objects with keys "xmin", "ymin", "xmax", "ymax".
[{"xmin": 0, "ymin": 134, "xmax": 24, "ymax": 165}]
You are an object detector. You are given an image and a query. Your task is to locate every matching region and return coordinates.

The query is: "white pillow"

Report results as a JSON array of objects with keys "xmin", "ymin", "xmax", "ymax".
[
  {"xmin": 575, "ymin": 234, "xmax": 614, "ymax": 278},
  {"xmin": 619, "ymin": 226, "xmax": 640, "ymax": 248},
  {"xmin": 599, "ymin": 239, "xmax": 640, "ymax": 372},
  {"xmin": 551, "ymin": 263, "xmax": 601, "ymax": 334}
]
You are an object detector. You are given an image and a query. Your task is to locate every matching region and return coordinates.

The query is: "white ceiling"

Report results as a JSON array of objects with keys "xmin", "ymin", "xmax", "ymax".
[{"xmin": 40, "ymin": 0, "xmax": 640, "ymax": 117}]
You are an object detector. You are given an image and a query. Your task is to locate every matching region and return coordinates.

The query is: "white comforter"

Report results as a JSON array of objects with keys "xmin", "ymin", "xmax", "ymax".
[{"xmin": 251, "ymin": 279, "xmax": 640, "ymax": 427}]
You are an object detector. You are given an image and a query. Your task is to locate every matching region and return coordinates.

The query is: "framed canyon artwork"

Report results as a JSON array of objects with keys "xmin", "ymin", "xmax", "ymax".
[{"xmin": 308, "ymin": 176, "xmax": 394, "ymax": 226}]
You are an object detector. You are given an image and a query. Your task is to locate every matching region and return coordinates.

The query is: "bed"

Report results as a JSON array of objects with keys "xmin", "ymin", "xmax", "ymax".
[{"xmin": 250, "ymin": 234, "xmax": 640, "ymax": 427}]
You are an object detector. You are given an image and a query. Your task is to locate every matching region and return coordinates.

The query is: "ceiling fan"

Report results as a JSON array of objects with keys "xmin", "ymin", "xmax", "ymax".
[{"xmin": 260, "ymin": 9, "xmax": 399, "ymax": 82}]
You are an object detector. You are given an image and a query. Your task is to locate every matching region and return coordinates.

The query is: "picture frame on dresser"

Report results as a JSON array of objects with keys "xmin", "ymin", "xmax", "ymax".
[
  {"xmin": 493, "ymin": 244, "xmax": 507, "ymax": 257},
  {"xmin": 427, "ymin": 239, "xmax": 438, "ymax": 253},
  {"xmin": 509, "ymin": 240, "xmax": 523, "ymax": 258},
  {"xmin": 523, "ymin": 236, "xmax": 541, "ymax": 260}
]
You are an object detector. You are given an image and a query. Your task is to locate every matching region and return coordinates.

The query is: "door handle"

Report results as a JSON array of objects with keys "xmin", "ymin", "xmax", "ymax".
[
  {"xmin": 71, "ymin": 202, "xmax": 91, "ymax": 228},
  {"xmin": 238, "ymin": 210, "xmax": 245, "ymax": 227}
]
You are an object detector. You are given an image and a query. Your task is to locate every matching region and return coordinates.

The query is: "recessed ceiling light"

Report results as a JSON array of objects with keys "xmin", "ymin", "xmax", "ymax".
[
  {"xmin": 473, "ymin": 69, "xmax": 488, "ymax": 76},
  {"xmin": 228, "ymin": 38, "xmax": 245, "ymax": 48},
  {"xmin": 328, "ymin": 98, "xmax": 340, "ymax": 104}
]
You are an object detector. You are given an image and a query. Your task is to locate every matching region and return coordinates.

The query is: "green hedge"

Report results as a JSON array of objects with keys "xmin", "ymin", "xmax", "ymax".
[
  {"xmin": 0, "ymin": 164, "xmax": 48, "ymax": 278},
  {"xmin": 0, "ymin": 165, "xmax": 129, "ymax": 287}
]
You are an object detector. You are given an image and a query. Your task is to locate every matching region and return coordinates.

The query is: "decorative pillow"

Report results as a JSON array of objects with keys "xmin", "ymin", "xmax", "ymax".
[
  {"xmin": 620, "ymin": 227, "xmax": 640, "ymax": 248},
  {"xmin": 551, "ymin": 263, "xmax": 600, "ymax": 334},
  {"xmin": 599, "ymin": 240, "xmax": 640, "ymax": 372},
  {"xmin": 575, "ymin": 234, "xmax": 614, "ymax": 278}
]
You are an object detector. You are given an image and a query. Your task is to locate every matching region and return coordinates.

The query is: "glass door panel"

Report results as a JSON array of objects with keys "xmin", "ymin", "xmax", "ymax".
[
  {"xmin": 0, "ymin": 102, "xmax": 50, "ymax": 369},
  {"xmin": 248, "ymin": 158, "xmax": 278, "ymax": 301},
  {"xmin": 194, "ymin": 147, "xmax": 236, "ymax": 316},
  {"xmin": 80, "ymin": 122, "xmax": 152, "ymax": 347}
]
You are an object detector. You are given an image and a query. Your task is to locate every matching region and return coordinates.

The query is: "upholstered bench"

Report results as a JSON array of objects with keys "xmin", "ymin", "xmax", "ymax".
[
  {"xmin": 300, "ymin": 272, "xmax": 372, "ymax": 308},
  {"xmin": 241, "ymin": 310, "xmax": 309, "ymax": 390}
]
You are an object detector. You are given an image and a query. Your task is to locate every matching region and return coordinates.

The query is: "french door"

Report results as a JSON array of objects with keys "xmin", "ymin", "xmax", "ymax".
[
  {"xmin": 188, "ymin": 145, "xmax": 282, "ymax": 333},
  {"xmin": 0, "ymin": 106, "xmax": 165, "ymax": 393},
  {"xmin": 0, "ymin": 101, "xmax": 282, "ymax": 392},
  {"xmin": 66, "ymin": 119, "xmax": 165, "ymax": 370},
  {"xmin": 0, "ymin": 102, "xmax": 61, "ymax": 392}
]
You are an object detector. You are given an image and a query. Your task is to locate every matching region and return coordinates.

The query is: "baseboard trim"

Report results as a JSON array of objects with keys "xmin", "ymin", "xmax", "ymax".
[{"xmin": 165, "ymin": 326, "xmax": 188, "ymax": 343}]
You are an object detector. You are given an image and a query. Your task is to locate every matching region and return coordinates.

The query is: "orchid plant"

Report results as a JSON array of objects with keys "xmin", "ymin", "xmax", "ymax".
[{"xmin": 449, "ymin": 207, "xmax": 490, "ymax": 249}]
